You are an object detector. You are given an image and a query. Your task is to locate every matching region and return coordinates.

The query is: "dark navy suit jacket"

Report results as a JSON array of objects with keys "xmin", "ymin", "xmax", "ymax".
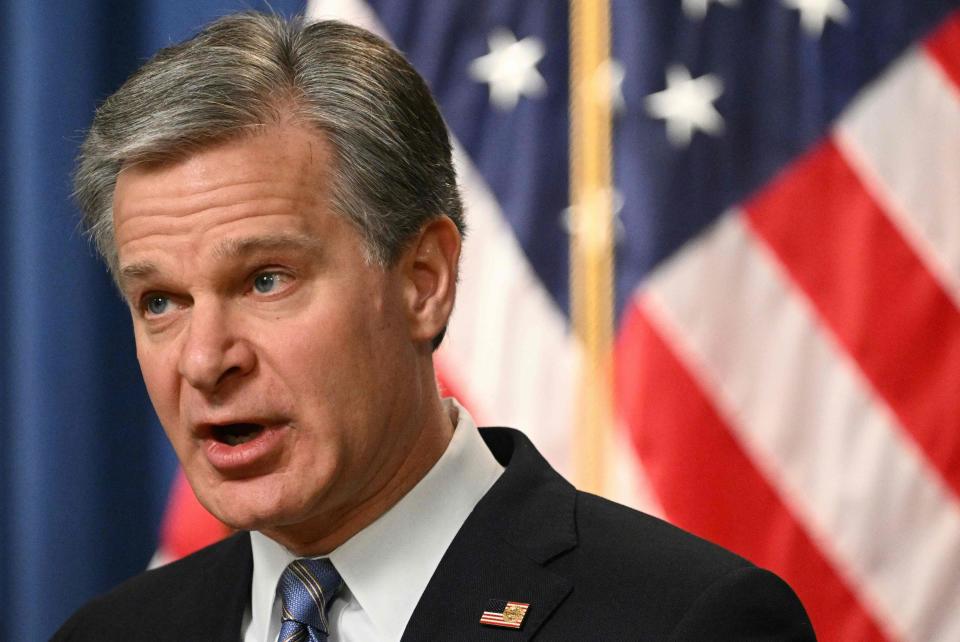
[{"xmin": 53, "ymin": 428, "xmax": 816, "ymax": 641}]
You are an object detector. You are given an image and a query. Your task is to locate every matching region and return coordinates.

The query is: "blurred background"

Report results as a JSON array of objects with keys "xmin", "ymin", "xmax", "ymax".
[{"xmin": 3, "ymin": 0, "xmax": 959, "ymax": 639}]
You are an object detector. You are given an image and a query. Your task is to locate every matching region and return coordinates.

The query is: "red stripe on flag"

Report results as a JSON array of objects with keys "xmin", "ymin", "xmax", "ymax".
[
  {"xmin": 615, "ymin": 302, "xmax": 891, "ymax": 642},
  {"xmin": 745, "ymin": 140, "xmax": 960, "ymax": 499},
  {"xmin": 924, "ymin": 10, "xmax": 960, "ymax": 93},
  {"xmin": 435, "ymin": 361, "xmax": 486, "ymax": 424},
  {"xmin": 159, "ymin": 469, "xmax": 231, "ymax": 560}
]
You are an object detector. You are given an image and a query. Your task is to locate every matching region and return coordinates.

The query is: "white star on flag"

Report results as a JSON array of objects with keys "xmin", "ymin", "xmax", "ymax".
[
  {"xmin": 683, "ymin": 0, "xmax": 740, "ymax": 20},
  {"xmin": 560, "ymin": 187, "xmax": 627, "ymax": 246},
  {"xmin": 592, "ymin": 58, "xmax": 626, "ymax": 113},
  {"xmin": 645, "ymin": 64, "xmax": 724, "ymax": 147},
  {"xmin": 782, "ymin": 0, "xmax": 850, "ymax": 37},
  {"xmin": 469, "ymin": 28, "xmax": 547, "ymax": 110}
]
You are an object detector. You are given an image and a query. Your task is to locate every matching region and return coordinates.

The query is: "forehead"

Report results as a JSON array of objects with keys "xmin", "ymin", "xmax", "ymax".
[
  {"xmin": 112, "ymin": 125, "xmax": 340, "ymax": 272},
  {"xmin": 114, "ymin": 124, "xmax": 332, "ymax": 217}
]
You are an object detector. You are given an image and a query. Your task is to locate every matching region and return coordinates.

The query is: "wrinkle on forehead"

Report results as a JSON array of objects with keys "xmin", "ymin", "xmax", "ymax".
[
  {"xmin": 113, "ymin": 124, "xmax": 335, "ymax": 253},
  {"xmin": 211, "ymin": 232, "xmax": 326, "ymax": 261},
  {"xmin": 114, "ymin": 124, "xmax": 332, "ymax": 212}
]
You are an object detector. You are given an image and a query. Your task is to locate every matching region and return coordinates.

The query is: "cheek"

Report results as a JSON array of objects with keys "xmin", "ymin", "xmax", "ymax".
[
  {"xmin": 270, "ymin": 299, "xmax": 398, "ymax": 418},
  {"xmin": 135, "ymin": 339, "xmax": 182, "ymax": 426},
  {"xmin": 278, "ymin": 292, "xmax": 385, "ymax": 364}
]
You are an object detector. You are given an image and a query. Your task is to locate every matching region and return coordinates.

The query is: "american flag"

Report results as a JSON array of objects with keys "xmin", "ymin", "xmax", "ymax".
[
  {"xmin": 479, "ymin": 599, "xmax": 530, "ymax": 629},
  {"xmin": 155, "ymin": 1, "xmax": 960, "ymax": 639}
]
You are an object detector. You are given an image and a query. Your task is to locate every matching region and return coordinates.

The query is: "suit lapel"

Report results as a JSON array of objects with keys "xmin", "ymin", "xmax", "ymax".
[
  {"xmin": 402, "ymin": 428, "xmax": 577, "ymax": 641},
  {"xmin": 175, "ymin": 531, "xmax": 253, "ymax": 641}
]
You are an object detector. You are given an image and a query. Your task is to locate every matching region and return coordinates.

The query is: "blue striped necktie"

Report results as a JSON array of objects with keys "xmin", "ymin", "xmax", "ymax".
[{"xmin": 277, "ymin": 558, "xmax": 343, "ymax": 642}]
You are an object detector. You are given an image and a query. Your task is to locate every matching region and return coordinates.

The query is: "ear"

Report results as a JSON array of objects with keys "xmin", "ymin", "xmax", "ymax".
[{"xmin": 400, "ymin": 216, "xmax": 461, "ymax": 348}]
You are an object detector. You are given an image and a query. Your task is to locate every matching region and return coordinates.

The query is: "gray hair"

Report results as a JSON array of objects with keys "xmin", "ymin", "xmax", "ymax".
[{"xmin": 75, "ymin": 12, "xmax": 464, "ymax": 277}]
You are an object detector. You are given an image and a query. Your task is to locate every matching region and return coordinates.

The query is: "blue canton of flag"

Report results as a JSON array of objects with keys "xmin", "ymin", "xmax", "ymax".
[{"xmin": 480, "ymin": 599, "xmax": 530, "ymax": 629}]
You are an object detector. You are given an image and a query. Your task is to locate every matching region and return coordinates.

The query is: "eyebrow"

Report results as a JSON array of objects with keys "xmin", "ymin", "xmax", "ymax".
[
  {"xmin": 118, "ymin": 261, "xmax": 159, "ymax": 292},
  {"xmin": 117, "ymin": 232, "xmax": 324, "ymax": 292}
]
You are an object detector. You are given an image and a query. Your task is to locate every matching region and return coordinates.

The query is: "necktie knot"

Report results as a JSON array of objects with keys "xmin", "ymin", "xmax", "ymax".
[{"xmin": 277, "ymin": 558, "xmax": 342, "ymax": 642}]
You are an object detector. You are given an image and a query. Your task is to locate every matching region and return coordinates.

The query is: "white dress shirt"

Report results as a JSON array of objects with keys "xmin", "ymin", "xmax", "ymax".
[{"xmin": 241, "ymin": 399, "xmax": 504, "ymax": 642}]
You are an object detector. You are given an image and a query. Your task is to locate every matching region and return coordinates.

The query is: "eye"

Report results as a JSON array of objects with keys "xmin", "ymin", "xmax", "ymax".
[
  {"xmin": 143, "ymin": 295, "xmax": 172, "ymax": 317},
  {"xmin": 252, "ymin": 271, "xmax": 290, "ymax": 295}
]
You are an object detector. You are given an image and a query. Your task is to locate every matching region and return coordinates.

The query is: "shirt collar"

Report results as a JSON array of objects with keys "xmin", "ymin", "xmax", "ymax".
[{"xmin": 247, "ymin": 398, "xmax": 504, "ymax": 641}]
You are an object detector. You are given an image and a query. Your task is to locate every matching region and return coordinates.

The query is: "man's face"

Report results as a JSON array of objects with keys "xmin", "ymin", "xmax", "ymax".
[{"xmin": 113, "ymin": 125, "xmax": 429, "ymax": 546}]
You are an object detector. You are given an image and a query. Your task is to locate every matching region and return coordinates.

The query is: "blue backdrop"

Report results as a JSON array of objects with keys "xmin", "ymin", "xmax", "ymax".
[{"xmin": 0, "ymin": 2, "xmax": 301, "ymax": 639}]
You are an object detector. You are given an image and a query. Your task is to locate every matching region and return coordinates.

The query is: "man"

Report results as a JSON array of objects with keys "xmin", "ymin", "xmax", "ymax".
[{"xmin": 55, "ymin": 12, "xmax": 815, "ymax": 641}]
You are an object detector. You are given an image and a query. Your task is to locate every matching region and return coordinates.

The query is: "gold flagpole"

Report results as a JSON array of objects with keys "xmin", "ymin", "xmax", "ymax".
[{"xmin": 569, "ymin": 0, "xmax": 614, "ymax": 496}]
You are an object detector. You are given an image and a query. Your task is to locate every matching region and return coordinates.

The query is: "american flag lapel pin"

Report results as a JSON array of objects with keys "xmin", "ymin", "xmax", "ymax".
[{"xmin": 479, "ymin": 599, "xmax": 530, "ymax": 629}]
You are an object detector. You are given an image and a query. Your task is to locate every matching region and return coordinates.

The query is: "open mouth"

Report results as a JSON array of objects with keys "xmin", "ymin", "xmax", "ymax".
[{"xmin": 211, "ymin": 423, "xmax": 265, "ymax": 446}]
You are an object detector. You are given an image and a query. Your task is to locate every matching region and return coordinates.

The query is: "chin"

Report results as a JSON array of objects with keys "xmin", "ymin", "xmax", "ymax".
[
  {"xmin": 195, "ymin": 479, "xmax": 299, "ymax": 533},
  {"xmin": 205, "ymin": 502, "xmax": 298, "ymax": 534},
  {"xmin": 188, "ymin": 460, "xmax": 340, "ymax": 539}
]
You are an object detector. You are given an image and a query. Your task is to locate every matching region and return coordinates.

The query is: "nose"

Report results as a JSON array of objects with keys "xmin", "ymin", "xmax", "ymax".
[{"xmin": 178, "ymin": 301, "xmax": 255, "ymax": 393}]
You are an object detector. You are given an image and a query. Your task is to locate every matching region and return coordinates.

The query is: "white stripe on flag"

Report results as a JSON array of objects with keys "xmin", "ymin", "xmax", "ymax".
[
  {"xmin": 439, "ymin": 144, "xmax": 579, "ymax": 476},
  {"xmin": 643, "ymin": 211, "xmax": 960, "ymax": 642},
  {"xmin": 307, "ymin": 0, "xmax": 381, "ymax": 26},
  {"xmin": 835, "ymin": 46, "xmax": 960, "ymax": 307}
]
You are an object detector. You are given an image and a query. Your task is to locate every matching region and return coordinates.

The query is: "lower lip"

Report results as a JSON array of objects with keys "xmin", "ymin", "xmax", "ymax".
[{"xmin": 202, "ymin": 425, "xmax": 288, "ymax": 475}]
